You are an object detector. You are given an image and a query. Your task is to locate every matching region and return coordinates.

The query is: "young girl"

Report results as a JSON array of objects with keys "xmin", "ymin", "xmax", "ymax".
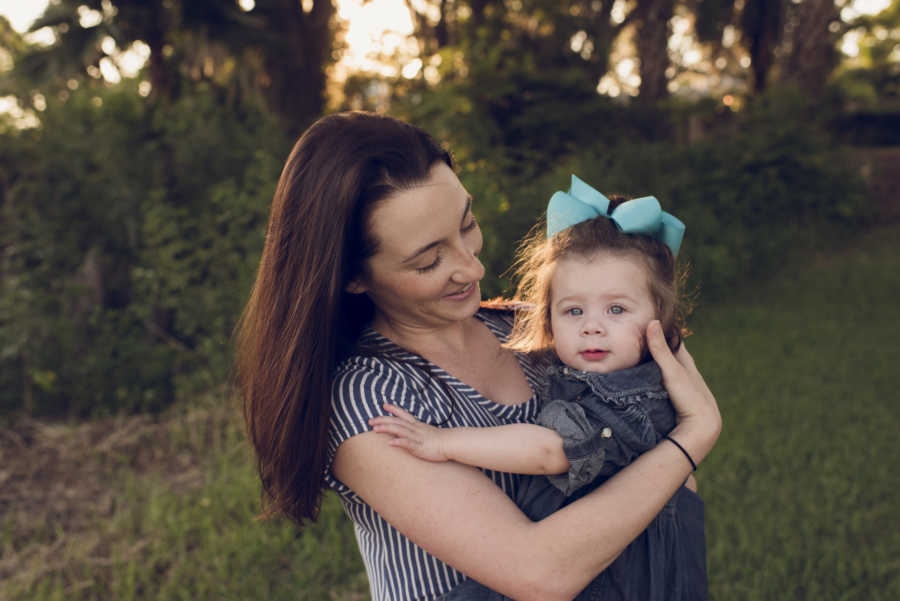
[{"xmin": 370, "ymin": 174, "xmax": 707, "ymax": 601}]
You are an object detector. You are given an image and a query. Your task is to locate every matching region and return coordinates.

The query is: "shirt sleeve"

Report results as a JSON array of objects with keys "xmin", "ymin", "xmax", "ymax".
[
  {"xmin": 537, "ymin": 399, "xmax": 614, "ymax": 497},
  {"xmin": 326, "ymin": 356, "xmax": 448, "ymax": 475}
]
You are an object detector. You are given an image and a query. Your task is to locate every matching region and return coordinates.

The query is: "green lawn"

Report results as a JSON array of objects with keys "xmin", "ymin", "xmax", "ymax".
[
  {"xmin": 4, "ymin": 224, "xmax": 898, "ymax": 601},
  {"xmin": 690, "ymin": 224, "xmax": 900, "ymax": 600}
]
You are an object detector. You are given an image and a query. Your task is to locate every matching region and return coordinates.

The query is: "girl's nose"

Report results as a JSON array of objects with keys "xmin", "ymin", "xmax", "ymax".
[{"xmin": 582, "ymin": 319, "xmax": 605, "ymax": 336}]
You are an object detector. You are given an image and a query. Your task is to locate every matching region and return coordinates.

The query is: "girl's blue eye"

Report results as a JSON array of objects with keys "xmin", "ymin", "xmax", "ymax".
[
  {"xmin": 609, "ymin": 305, "xmax": 625, "ymax": 315},
  {"xmin": 567, "ymin": 307, "xmax": 583, "ymax": 316}
]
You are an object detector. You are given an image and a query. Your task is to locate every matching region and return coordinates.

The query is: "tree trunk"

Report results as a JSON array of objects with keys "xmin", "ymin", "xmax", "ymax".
[
  {"xmin": 780, "ymin": 0, "xmax": 840, "ymax": 93},
  {"xmin": 741, "ymin": 0, "xmax": 784, "ymax": 92},
  {"xmin": 635, "ymin": 0, "xmax": 675, "ymax": 101},
  {"xmin": 128, "ymin": 0, "xmax": 175, "ymax": 101},
  {"xmin": 582, "ymin": 0, "xmax": 620, "ymax": 83},
  {"xmin": 263, "ymin": 0, "xmax": 336, "ymax": 136}
]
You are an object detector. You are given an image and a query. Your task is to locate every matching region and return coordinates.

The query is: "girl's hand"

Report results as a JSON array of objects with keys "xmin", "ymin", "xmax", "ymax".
[
  {"xmin": 368, "ymin": 403, "xmax": 450, "ymax": 462},
  {"xmin": 646, "ymin": 320, "xmax": 722, "ymax": 465}
]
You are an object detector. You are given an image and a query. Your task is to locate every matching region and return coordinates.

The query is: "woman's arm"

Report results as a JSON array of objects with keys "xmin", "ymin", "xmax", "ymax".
[
  {"xmin": 370, "ymin": 405, "xmax": 570, "ymax": 475},
  {"xmin": 333, "ymin": 320, "xmax": 720, "ymax": 601}
]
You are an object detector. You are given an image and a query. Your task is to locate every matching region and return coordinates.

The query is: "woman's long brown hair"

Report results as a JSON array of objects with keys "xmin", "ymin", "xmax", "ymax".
[{"xmin": 234, "ymin": 112, "xmax": 452, "ymax": 527}]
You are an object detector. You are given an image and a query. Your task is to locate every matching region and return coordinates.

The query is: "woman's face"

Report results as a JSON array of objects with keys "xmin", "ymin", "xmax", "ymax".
[{"xmin": 349, "ymin": 162, "xmax": 485, "ymax": 331}]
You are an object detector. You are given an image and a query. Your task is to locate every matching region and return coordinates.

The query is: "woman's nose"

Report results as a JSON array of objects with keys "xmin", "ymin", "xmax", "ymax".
[{"xmin": 451, "ymin": 243, "xmax": 485, "ymax": 283}]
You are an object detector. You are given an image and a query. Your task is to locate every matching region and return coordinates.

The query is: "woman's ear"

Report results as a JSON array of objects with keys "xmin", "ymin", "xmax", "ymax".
[{"xmin": 346, "ymin": 279, "xmax": 368, "ymax": 294}]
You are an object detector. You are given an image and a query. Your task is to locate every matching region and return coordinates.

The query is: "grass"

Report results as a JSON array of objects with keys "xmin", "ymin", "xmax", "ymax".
[
  {"xmin": 2, "ymin": 223, "xmax": 898, "ymax": 601},
  {"xmin": 690, "ymin": 224, "xmax": 900, "ymax": 600},
  {"xmin": 0, "ymin": 406, "xmax": 368, "ymax": 601}
]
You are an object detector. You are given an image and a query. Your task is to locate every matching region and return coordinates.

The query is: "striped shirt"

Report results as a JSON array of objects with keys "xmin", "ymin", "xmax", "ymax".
[{"xmin": 325, "ymin": 308, "xmax": 542, "ymax": 601}]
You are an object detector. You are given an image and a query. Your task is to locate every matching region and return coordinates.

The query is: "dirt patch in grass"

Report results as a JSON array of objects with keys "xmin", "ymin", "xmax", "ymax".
[{"xmin": 0, "ymin": 404, "xmax": 239, "ymax": 595}]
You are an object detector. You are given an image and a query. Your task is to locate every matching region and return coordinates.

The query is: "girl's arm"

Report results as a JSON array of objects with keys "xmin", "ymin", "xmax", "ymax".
[
  {"xmin": 370, "ymin": 407, "xmax": 571, "ymax": 475},
  {"xmin": 333, "ymin": 320, "xmax": 720, "ymax": 601}
]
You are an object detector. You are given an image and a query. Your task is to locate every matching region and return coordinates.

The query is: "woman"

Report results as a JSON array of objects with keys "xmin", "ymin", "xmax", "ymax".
[{"xmin": 235, "ymin": 111, "xmax": 721, "ymax": 601}]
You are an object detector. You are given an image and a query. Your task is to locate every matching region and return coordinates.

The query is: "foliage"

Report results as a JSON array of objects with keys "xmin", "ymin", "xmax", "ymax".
[
  {"xmin": 0, "ymin": 70, "xmax": 874, "ymax": 419},
  {"xmin": 0, "ymin": 85, "xmax": 288, "ymax": 417},
  {"xmin": 831, "ymin": 0, "xmax": 900, "ymax": 108},
  {"xmin": 0, "ymin": 0, "xmax": 886, "ymax": 419},
  {"xmin": 399, "ymin": 85, "xmax": 868, "ymax": 300},
  {"xmin": 1, "ymin": 0, "xmax": 338, "ymax": 134}
]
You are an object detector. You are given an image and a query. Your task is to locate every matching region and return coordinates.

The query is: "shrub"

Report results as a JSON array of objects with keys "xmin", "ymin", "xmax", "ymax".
[{"xmin": 0, "ymin": 85, "xmax": 287, "ymax": 417}]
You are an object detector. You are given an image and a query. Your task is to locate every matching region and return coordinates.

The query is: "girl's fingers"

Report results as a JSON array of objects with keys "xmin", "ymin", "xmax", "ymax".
[
  {"xmin": 369, "ymin": 415, "xmax": 405, "ymax": 428},
  {"xmin": 389, "ymin": 438, "xmax": 419, "ymax": 452},
  {"xmin": 383, "ymin": 403, "xmax": 418, "ymax": 423},
  {"xmin": 370, "ymin": 419, "xmax": 418, "ymax": 439}
]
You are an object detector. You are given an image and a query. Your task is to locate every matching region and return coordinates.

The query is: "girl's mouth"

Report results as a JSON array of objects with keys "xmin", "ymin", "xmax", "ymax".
[{"xmin": 580, "ymin": 350, "xmax": 609, "ymax": 360}]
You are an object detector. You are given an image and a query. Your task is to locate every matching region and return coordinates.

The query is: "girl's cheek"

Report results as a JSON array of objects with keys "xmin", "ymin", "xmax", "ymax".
[{"xmin": 627, "ymin": 322, "xmax": 645, "ymax": 351}]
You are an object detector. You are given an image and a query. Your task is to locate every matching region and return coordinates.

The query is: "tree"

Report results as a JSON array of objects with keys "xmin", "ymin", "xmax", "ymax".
[
  {"xmin": 252, "ymin": 0, "xmax": 337, "ymax": 135},
  {"xmin": 779, "ymin": 0, "xmax": 843, "ymax": 93},
  {"xmin": 634, "ymin": 0, "xmax": 676, "ymax": 101},
  {"xmin": 3, "ymin": 0, "xmax": 338, "ymax": 133}
]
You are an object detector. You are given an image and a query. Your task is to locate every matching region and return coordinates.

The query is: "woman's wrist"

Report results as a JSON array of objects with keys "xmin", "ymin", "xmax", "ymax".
[
  {"xmin": 663, "ymin": 435, "xmax": 697, "ymax": 471},
  {"xmin": 667, "ymin": 416, "xmax": 721, "ymax": 469}
]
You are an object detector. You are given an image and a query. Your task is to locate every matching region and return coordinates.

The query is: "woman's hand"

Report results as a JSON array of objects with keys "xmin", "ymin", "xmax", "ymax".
[
  {"xmin": 646, "ymin": 320, "xmax": 722, "ymax": 467},
  {"xmin": 685, "ymin": 474, "xmax": 698, "ymax": 492},
  {"xmin": 369, "ymin": 403, "xmax": 450, "ymax": 462}
]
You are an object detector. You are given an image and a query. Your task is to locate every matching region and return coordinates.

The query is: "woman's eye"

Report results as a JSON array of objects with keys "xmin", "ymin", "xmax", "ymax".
[
  {"xmin": 461, "ymin": 218, "xmax": 478, "ymax": 233},
  {"xmin": 416, "ymin": 253, "xmax": 443, "ymax": 274},
  {"xmin": 609, "ymin": 305, "xmax": 625, "ymax": 315},
  {"xmin": 566, "ymin": 307, "xmax": 583, "ymax": 316}
]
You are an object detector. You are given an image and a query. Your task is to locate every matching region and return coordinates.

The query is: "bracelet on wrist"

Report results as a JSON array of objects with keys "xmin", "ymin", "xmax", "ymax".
[{"xmin": 664, "ymin": 435, "xmax": 697, "ymax": 471}]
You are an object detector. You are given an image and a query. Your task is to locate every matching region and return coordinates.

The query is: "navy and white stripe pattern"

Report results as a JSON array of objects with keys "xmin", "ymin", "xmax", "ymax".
[{"xmin": 325, "ymin": 309, "xmax": 542, "ymax": 601}]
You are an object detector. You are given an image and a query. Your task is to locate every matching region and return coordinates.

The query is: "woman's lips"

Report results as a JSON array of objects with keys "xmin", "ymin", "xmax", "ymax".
[
  {"xmin": 580, "ymin": 350, "xmax": 609, "ymax": 360},
  {"xmin": 444, "ymin": 282, "xmax": 476, "ymax": 300}
]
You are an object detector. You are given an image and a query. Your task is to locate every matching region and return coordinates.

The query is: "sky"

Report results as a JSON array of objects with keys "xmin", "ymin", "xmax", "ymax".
[
  {"xmin": 0, "ymin": 0, "xmax": 417, "ymax": 76},
  {"xmin": 2, "ymin": 0, "xmax": 894, "ymax": 31},
  {"xmin": 0, "ymin": 0, "xmax": 894, "ymax": 87}
]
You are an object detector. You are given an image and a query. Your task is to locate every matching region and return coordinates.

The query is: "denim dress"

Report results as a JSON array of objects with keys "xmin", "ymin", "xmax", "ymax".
[{"xmin": 443, "ymin": 360, "xmax": 708, "ymax": 601}]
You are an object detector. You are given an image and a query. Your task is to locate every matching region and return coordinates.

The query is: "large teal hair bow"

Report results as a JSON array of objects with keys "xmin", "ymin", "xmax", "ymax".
[{"xmin": 546, "ymin": 174, "xmax": 686, "ymax": 256}]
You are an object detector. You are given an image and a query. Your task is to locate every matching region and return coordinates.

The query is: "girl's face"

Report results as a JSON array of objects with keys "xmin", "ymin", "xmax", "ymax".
[
  {"xmin": 549, "ymin": 251, "xmax": 657, "ymax": 373},
  {"xmin": 348, "ymin": 162, "xmax": 485, "ymax": 331}
]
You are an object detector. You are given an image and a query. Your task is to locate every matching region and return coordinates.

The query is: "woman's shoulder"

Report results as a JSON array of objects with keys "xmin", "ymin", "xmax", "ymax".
[
  {"xmin": 329, "ymin": 355, "xmax": 421, "ymax": 461},
  {"xmin": 331, "ymin": 352, "xmax": 420, "ymax": 403},
  {"xmin": 331, "ymin": 342, "xmax": 446, "ymax": 413}
]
